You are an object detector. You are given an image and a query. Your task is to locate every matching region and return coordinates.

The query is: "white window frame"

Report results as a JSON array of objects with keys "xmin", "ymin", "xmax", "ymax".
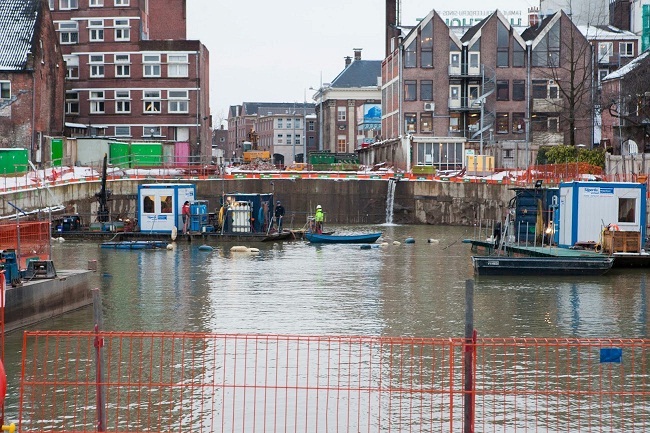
[
  {"xmin": 115, "ymin": 90, "xmax": 131, "ymax": 113},
  {"xmin": 598, "ymin": 42, "xmax": 613, "ymax": 62},
  {"xmin": 114, "ymin": 126, "xmax": 131, "ymax": 137},
  {"xmin": 619, "ymin": 42, "xmax": 634, "ymax": 57},
  {"xmin": 114, "ymin": 54, "xmax": 130, "ymax": 77},
  {"xmin": 89, "ymin": 0, "xmax": 103, "ymax": 6},
  {"xmin": 337, "ymin": 106, "xmax": 346, "ymax": 121},
  {"xmin": 168, "ymin": 90, "xmax": 189, "ymax": 113},
  {"xmin": 143, "ymin": 54, "xmax": 161, "ymax": 77},
  {"xmin": 167, "ymin": 54, "xmax": 189, "ymax": 77},
  {"xmin": 114, "ymin": 19, "xmax": 130, "ymax": 42},
  {"xmin": 0, "ymin": 81, "xmax": 11, "ymax": 100},
  {"xmin": 58, "ymin": 21, "xmax": 78, "ymax": 44},
  {"xmin": 65, "ymin": 91, "xmax": 79, "ymax": 114},
  {"xmin": 63, "ymin": 55, "xmax": 79, "ymax": 79},
  {"xmin": 89, "ymin": 91, "xmax": 105, "ymax": 114},
  {"xmin": 88, "ymin": 19, "xmax": 104, "ymax": 42},
  {"xmin": 143, "ymin": 90, "xmax": 161, "ymax": 113},
  {"xmin": 114, "ymin": 0, "xmax": 129, "ymax": 5},
  {"xmin": 277, "ymin": 119, "xmax": 283, "ymax": 128},
  {"xmin": 59, "ymin": 0, "xmax": 78, "ymax": 10},
  {"xmin": 143, "ymin": 126, "xmax": 161, "ymax": 137},
  {"xmin": 89, "ymin": 54, "xmax": 105, "ymax": 78}
]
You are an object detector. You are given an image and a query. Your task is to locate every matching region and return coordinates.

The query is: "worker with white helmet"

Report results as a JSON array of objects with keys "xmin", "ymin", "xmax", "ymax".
[{"xmin": 314, "ymin": 204, "xmax": 324, "ymax": 234}]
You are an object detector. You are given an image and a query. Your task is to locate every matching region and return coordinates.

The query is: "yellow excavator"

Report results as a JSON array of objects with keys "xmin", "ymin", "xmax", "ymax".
[{"xmin": 242, "ymin": 129, "xmax": 270, "ymax": 162}]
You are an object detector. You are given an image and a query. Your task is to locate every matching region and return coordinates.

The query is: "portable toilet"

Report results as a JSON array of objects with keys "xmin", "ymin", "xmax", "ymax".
[
  {"xmin": 137, "ymin": 183, "xmax": 195, "ymax": 233},
  {"xmin": 557, "ymin": 181, "xmax": 646, "ymax": 249}
]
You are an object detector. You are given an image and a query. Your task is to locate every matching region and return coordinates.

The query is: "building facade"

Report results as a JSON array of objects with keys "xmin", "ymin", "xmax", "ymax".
[
  {"xmin": 370, "ymin": 9, "xmax": 593, "ymax": 172},
  {"xmin": 49, "ymin": 0, "xmax": 211, "ymax": 163},
  {"xmin": 228, "ymin": 102, "xmax": 316, "ymax": 166},
  {"xmin": 312, "ymin": 50, "xmax": 382, "ymax": 155},
  {"xmin": 600, "ymin": 51, "xmax": 650, "ymax": 153},
  {"xmin": 0, "ymin": 0, "xmax": 66, "ymax": 164}
]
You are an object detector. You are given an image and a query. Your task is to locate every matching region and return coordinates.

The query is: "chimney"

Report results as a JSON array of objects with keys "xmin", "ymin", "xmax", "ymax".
[
  {"xmin": 528, "ymin": 6, "xmax": 540, "ymax": 27},
  {"xmin": 345, "ymin": 56, "xmax": 352, "ymax": 67},
  {"xmin": 386, "ymin": 0, "xmax": 399, "ymax": 57},
  {"xmin": 353, "ymin": 48, "xmax": 362, "ymax": 61}
]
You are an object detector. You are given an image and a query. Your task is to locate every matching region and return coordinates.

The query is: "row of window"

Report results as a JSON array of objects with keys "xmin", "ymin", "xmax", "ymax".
[
  {"xmin": 64, "ymin": 53, "xmax": 189, "ymax": 79},
  {"xmin": 598, "ymin": 41, "xmax": 635, "ymax": 61},
  {"xmin": 275, "ymin": 134, "xmax": 302, "ymax": 145},
  {"xmin": 403, "ymin": 112, "xmax": 559, "ymax": 135},
  {"xmin": 57, "ymin": 19, "xmax": 131, "ymax": 44},
  {"xmin": 275, "ymin": 118, "xmax": 302, "ymax": 129},
  {"xmin": 50, "ymin": 0, "xmax": 129, "ymax": 10},
  {"xmin": 404, "ymin": 79, "xmax": 559, "ymax": 103},
  {"xmin": 65, "ymin": 89, "xmax": 190, "ymax": 115}
]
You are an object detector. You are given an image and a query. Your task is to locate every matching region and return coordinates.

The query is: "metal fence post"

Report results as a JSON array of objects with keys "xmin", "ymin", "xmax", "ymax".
[{"xmin": 464, "ymin": 280, "xmax": 475, "ymax": 433}]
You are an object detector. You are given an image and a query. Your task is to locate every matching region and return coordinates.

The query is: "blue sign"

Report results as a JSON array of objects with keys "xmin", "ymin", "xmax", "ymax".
[{"xmin": 363, "ymin": 104, "xmax": 381, "ymax": 124}]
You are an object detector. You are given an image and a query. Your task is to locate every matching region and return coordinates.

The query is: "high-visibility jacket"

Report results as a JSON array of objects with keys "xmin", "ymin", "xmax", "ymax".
[{"xmin": 315, "ymin": 209, "xmax": 324, "ymax": 223}]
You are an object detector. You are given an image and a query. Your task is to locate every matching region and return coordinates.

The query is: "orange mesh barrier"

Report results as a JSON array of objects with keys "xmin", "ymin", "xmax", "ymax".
[
  {"xmin": 0, "ymin": 221, "xmax": 50, "ymax": 268},
  {"xmin": 17, "ymin": 332, "xmax": 650, "ymax": 432}
]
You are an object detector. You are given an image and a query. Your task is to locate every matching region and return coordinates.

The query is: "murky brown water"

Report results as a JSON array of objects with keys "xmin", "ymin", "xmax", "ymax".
[{"xmin": 2, "ymin": 224, "xmax": 649, "ymax": 422}]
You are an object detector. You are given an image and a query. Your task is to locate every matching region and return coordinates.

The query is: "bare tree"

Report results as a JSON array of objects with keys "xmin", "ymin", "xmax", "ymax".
[
  {"xmin": 536, "ymin": 12, "xmax": 594, "ymax": 147},
  {"xmin": 601, "ymin": 54, "xmax": 650, "ymax": 152}
]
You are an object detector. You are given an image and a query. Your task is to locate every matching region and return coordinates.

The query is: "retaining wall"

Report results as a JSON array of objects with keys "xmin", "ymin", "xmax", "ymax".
[{"xmin": 0, "ymin": 178, "xmax": 516, "ymax": 226}]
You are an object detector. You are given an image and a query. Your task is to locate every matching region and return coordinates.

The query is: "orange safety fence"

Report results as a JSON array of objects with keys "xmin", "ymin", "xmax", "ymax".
[
  {"xmin": 17, "ymin": 331, "xmax": 650, "ymax": 433},
  {"xmin": 0, "ymin": 221, "xmax": 50, "ymax": 268}
]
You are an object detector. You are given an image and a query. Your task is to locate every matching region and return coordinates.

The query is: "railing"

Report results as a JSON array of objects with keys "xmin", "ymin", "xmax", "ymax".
[
  {"xmin": 17, "ymin": 331, "xmax": 650, "ymax": 432},
  {"xmin": 0, "ymin": 221, "xmax": 51, "ymax": 267}
]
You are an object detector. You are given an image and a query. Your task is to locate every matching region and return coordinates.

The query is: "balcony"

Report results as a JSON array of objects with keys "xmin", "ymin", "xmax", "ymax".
[
  {"xmin": 447, "ymin": 64, "xmax": 482, "ymax": 77},
  {"xmin": 448, "ymin": 97, "xmax": 482, "ymax": 110}
]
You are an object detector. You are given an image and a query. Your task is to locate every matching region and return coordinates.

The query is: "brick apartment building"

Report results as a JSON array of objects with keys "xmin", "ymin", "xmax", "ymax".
[
  {"xmin": 0, "ymin": 0, "xmax": 66, "ymax": 164},
  {"xmin": 369, "ymin": 8, "xmax": 594, "ymax": 172},
  {"xmin": 49, "ymin": 0, "xmax": 211, "ymax": 163}
]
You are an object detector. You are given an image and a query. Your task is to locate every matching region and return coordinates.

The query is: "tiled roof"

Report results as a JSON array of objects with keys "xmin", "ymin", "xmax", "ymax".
[
  {"xmin": 330, "ymin": 60, "xmax": 381, "ymax": 89},
  {"xmin": 0, "ymin": 0, "xmax": 40, "ymax": 71},
  {"xmin": 242, "ymin": 102, "xmax": 314, "ymax": 116}
]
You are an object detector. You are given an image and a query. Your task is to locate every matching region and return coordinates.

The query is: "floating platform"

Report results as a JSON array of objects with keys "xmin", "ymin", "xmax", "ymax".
[
  {"xmin": 5, "ymin": 269, "xmax": 92, "ymax": 332},
  {"xmin": 464, "ymin": 239, "xmax": 650, "ymax": 268},
  {"xmin": 101, "ymin": 240, "xmax": 169, "ymax": 250},
  {"xmin": 472, "ymin": 255, "xmax": 614, "ymax": 276}
]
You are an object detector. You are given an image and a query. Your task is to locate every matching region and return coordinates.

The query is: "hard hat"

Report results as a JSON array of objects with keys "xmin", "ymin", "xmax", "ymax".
[
  {"xmin": 276, "ymin": 200, "xmax": 281, "ymax": 204},
  {"xmin": 316, "ymin": 205, "xmax": 322, "ymax": 209}
]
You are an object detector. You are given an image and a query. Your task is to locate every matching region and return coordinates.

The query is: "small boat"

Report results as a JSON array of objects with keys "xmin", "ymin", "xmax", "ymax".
[
  {"xmin": 471, "ymin": 255, "xmax": 614, "ymax": 276},
  {"xmin": 101, "ymin": 241, "xmax": 169, "ymax": 250},
  {"xmin": 305, "ymin": 232, "xmax": 382, "ymax": 244}
]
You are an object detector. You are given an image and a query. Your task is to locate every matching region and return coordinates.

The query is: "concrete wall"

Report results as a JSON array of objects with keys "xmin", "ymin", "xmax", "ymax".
[{"xmin": 0, "ymin": 178, "xmax": 515, "ymax": 227}]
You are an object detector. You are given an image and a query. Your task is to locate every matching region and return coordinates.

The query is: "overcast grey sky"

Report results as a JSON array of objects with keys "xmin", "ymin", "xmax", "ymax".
[{"xmin": 187, "ymin": 0, "xmax": 537, "ymax": 127}]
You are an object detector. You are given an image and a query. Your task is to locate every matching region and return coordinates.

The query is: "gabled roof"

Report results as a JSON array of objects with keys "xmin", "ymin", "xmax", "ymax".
[
  {"xmin": 461, "ymin": 14, "xmax": 492, "ymax": 43},
  {"xmin": 330, "ymin": 60, "xmax": 382, "ymax": 89},
  {"xmin": 521, "ymin": 12, "xmax": 557, "ymax": 41},
  {"xmin": 602, "ymin": 49, "xmax": 650, "ymax": 82},
  {"xmin": 0, "ymin": 0, "xmax": 41, "ymax": 71}
]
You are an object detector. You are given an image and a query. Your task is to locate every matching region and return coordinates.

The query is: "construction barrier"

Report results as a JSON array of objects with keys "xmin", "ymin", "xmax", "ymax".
[
  {"xmin": 0, "ymin": 221, "xmax": 50, "ymax": 268},
  {"xmin": 17, "ymin": 331, "xmax": 650, "ymax": 433}
]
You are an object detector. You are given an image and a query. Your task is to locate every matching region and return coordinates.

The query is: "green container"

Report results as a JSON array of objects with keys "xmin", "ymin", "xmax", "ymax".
[
  {"xmin": 51, "ymin": 139, "xmax": 63, "ymax": 167},
  {"xmin": 309, "ymin": 152, "xmax": 335, "ymax": 165},
  {"xmin": 109, "ymin": 142, "xmax": 131, "ymax": 168},
  {"xmin": 130, "ymin": 143, "xmax": 162, "ymax": 167},
  {"xmin": 0, "ymin": 148, "xmax": 29, "ymax": 175}
]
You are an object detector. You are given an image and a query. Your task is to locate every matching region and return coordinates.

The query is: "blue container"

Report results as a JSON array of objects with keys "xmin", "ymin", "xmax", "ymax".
[{"xmin": 190, "ymin": 202, "xmax": 208, "ymax": 232}]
